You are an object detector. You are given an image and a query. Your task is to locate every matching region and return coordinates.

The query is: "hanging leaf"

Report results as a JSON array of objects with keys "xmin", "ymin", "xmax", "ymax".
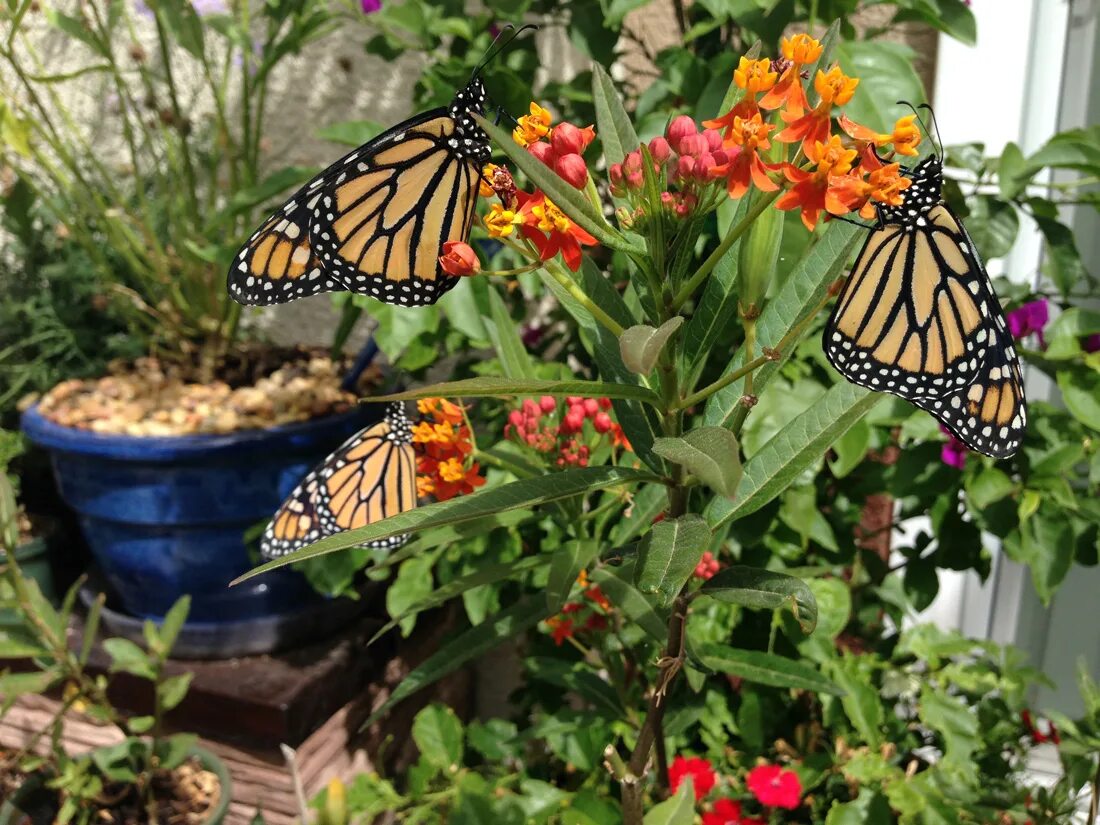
[{"xmin": 653, "ymin": 427, "xmax": 742, "ymax": 499}]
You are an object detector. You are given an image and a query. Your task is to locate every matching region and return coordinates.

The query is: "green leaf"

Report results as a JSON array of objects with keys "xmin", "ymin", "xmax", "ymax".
[
  {"xmin": 609, "ymin": 484, "xmax": 666, "ymax": 546},
  {"xmin": 964, "ymin": 195, "xmax": 1019, "ymax": 261},
  {"xmin": 235, "ymin": 466, "xmax": 656, "ymax": 582},
  {"xmin": 643, "ymin": 784, "xmax": 694, "ymax": 825},
  {"xmin": 705, "ymin": 222, "xmax": 861, "ymax": 427},
  {"xmin": 386, "ymin": 555, "xmax": 435, "ymax": 637},
  {"xmin": 157, "ymin": 596, "xmax": 190, "ymax": 656},
  {"xmin": 475, "ymin": 115, "xmax": 630, "ymax": 252},
  {"xmin": 1057, "ymin": 368, "xmax": 1100, "ymax": 431},
  {"xmin": 698, "ymin": 644, "xmax": 842, "ymax": 695},
  {"xmin": 1025, "ymin": 126, "xmax": 1100, "ymax": 176},
  {"xmin": 157, "ymin": 0, "xmax": 204, "ymax": 58},
  {"xmin": 653, "ymin": 427, "xmax": 742, "ymax": 499},
  {"xmin": 547, "ymin": 539, "xmax": 601, "ymax": 612},
  {"xmin": 412, "ymin": 704, "xmax": 464, "ymax": 771},
  {"xmin": 43, "ymin": 9, "xmax": 109, "ymax": 56},
  {"xmin": 157, "ymin": 673, "xmax": 192, "ymax": 712},
  {"xmin": 364, "ymin": 596, "xmax": 547, "ymax": 727},
  {"xmin": 829, "ymin": 655, "xmax": 884, "ymax": 746},
  {"xmin": 127, "ymin": 715, "xmax": 155, "ymax": 734},
  {"xmin": 697, "ymin": 566, "xmax": 818, "ymax": 633},
  {"xmin": 828, "ymin": 419, "xmax": 870, "ymax": 479},
  {"xmin": 998, "ymin": 142, "xmax": 1029, "ymax": 200},
  {"xmin": 373, "ymin": 377, "xmax": 660, "ymax": 408},
  {"xmin": 315, "ymin": 119, "xmax": 384, "ymax": 147},
  {"xmin": 834, "ymin": 42, "xmax": 925, "ymax": 133},
  {"xmin": 965, "ymin": 466, "xmax": 1015, "ymax": 509},
  {"xmin": 485, "ymin": 285, "xmax": 536, "ymax": 379},
  {"xmin": 375, "ymin": 555, "xmax": 550, "ymax": 641},
  {"xmin": 154, "ymin": 733, "xmax": 197, "ymax": 771},
  {"xmin": 1034, "ymin": 213, "xmax": 1086, "ymax": 297},
  {"xmin": 227, "ymin": 166, "xmax": 317, "ymax": 215},
  {"xmin": 635, "ymin": 515, "xmax": 711, "ymax": 605},
  {"xmin": 591, "ymin": 559, "xmax": 667, "ymax": 643},
  {"xmin": 825, "ymin": 790, "xmax": 893, "ymax": 825},
  {"xmin": 102, "ymin": 638, "xmax": 155, "ymax": 679},
  {"xmin": 619, "ymin": 317, "xmax": 684, "ymax": 375},
  {"xmin": 592, "ymin": 64, "xmax": 640, "ymax": 166},
  {"xmin": 806, "ymin": 578, "xmax": 851, "ymax": 640},
  {"xmin": 919, "ymin": 687, "xmax": 979, "ymax": 769},
  {"xmin": 708, "ymin": 383, "xmax": 882, "ymax": 527}
]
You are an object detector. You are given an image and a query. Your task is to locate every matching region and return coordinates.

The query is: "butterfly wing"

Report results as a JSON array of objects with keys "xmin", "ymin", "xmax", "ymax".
[
  {"xmin": 308, "ymin": 111, "xmax": 480, "ymax": 307},
  {"xmin": 260, "ymin": 404, "xmax": 417, "ymax": 560},
  {"xmin": 913, "ymin": 291, "xmax": 1026, "ymax": 459},
  {"xmin": 824, "ymin": 204, "xmax": 994, "ymax": 400}
]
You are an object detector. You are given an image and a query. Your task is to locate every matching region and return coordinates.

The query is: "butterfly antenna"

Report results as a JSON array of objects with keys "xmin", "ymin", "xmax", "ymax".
[
  {"xmin": 473, "ymin": 22, "xmax": 539, "ymax": 77},
  {"xmin": 917, "ymin": 103, "xmax": 945, "ymax": 159}
]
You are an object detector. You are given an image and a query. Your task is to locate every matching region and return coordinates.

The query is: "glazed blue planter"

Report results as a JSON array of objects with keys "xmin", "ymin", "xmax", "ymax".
[{"xmin": 21, "ymin": 405, "xmax": 377, "ymax": 622}]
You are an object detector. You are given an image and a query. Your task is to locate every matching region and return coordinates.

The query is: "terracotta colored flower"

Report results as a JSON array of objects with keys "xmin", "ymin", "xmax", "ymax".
[
  {"xmin": 734, "ymin": 56, "xmax": 777, "ymax": 94},
  {"xmin": 417, "ymin": 397, "xmax": 464, "ymax": 425},
  {"xmin": 702, "ymin": 799, "xmax": 766, "ymax": 825},
  {"xmin": 776, "ymin": 65, "xmax": 859, "ymax": 155},
  {"xmin": 759, "ymin": 34, "xmax": 822, "ymax": 115},
  {"xmin": 512, "ymin": 102, "xmax": 553, "ymax": 147},
  {"xmin": 776, "ymin": 135, "xmax": 858, "ymax": 230},
  {"xmin": 839, "ymin": 113, "xmax": 922, "ymax": 157},
  {"xmin": 669, "ymin": 756, "xmax": 717, "ymax": 800},
  {"xmin": 517, "ymin": 191, "xmax": 597, "ymax": 272},
  {"xmin": 709, "ymin": 114, "xmax": 781, "ymax": 199},
  {"xmin": 703, "ymin": 99, "xmax": 759, "ymax": 144},
  {"xmin": 438, "ymin": 241, "xmax": 480, "ymax": 277},
  {"xmin": 746, "ymin": 764, "xmax": 802, "ymax": 810}
]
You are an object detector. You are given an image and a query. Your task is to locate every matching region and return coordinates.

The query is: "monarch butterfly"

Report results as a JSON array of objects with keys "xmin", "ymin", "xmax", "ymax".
[
  {"xmin": 823, "ymin": 107, "xmax": 1025, "ymax": 459},
  {"xmin": 227, "ymin": 26, "xmax": 533, "ymax": 309},
  {"xmin": 261, "ymin": 402, "xmax": 416, "ymax": 560}
]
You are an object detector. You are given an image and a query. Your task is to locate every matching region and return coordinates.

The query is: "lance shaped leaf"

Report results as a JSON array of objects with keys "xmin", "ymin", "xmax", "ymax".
[{"xmin": 653, "ymin": 427, "xmax": 742, "ymax": 499}]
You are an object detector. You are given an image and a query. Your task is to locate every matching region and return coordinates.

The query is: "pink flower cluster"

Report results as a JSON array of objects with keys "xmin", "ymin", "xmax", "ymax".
[
  {"xmin": 694, "ymin": 551, "xmax": 721, "ymax": 580},
  {"xmin": 528, "ymin": 122, "xmax": 596, "ymax": 189},
  {"xmin": 505, "ymin": 396, "xmax": 628, "ymax": 469}
]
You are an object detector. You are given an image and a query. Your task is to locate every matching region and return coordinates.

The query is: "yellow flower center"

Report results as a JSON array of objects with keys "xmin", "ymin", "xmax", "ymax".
[
  {"xmin": 890, "ymin": 115, "xmax": 922, "ymax": 155},
  {"xmin": 868, "ymin": 164, "xmax": 912, "ymax": 205},
  {"xmin": 532, "ymin": 198, "xmax": 572, "ymax": 234},
  {"xmin": 734, "ymin": 57, "xmax": 777, "ymax": 93},
  {"xmin": 438, "ymin": 457, "xmax": 466, "ymax": 483},
  {"xmin": 781, "ymin": 33, "xmax": 823, "ymax": 65},
  {"xmin": 814, "ymin": 66, "xmax": 859, "ymax": 107},
  {"xmin": 812, "ymin": 135, "xmax": 857, "ymax": 179},
  {"xmin": 479, "ymin": 163, "xmax": 500, "ymax": 198},
  {"xmin": 512, "ymin": 102, "xmax": 553, "ymax": 147},
  {"xmin": 485, "ymin": 203, "xmax": 521, "ymax": 238},
  {"xmin": 729, "ymin": 114, "xmax": 773, "ymax": 150}
]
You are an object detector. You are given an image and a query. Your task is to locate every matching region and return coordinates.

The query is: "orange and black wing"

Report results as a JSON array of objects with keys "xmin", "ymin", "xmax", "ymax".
[
  {"xmin": 824, "ymin": 204, "xmax": 995, "ymax": 400},
  {"xmin": 308, "ymin": 112, "xmax": 480, "ymax": 307},
  {"xmin": 260, "ymin": 403, "xmax": 417, "ymax": 559}
]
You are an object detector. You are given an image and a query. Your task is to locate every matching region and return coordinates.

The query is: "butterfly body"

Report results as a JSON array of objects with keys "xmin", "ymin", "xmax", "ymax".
[
  {"xmin": 229, "ymin": 77, "xmax": 490, "ymax": 308},
  {"xmin": 825, "ymin": 154, "xmax": 1026, "ymax": 458},
  {"xmin": 262, "ymin": 402, "xmax": 416, "ymax": 559}
]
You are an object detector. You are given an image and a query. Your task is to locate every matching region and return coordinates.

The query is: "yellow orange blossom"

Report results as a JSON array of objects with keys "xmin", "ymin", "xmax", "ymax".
[
  {"xmin": 530, "ymin": 197, "xmax": 573, "ymax": 234},
  {"xmin": 828, "ymin": 162, "xmax": 912, "ymax": 220},
  {"xmin": 839, "ymin": 114, "xmax": 922, "ymax": 157},
  {"xmin": 703, "ymin": 98, "xmax": 759, "ymax": 143},
  {"xmin": 417, "ymin": 397, "xmax": 465, "ymax": 425},
  {"xmin": 776, "ymin": 135, "xmax": 858, "ymax": 231},
  {"xmin": 479, "ymin": 163, "xmax": 500, "ymax": 197},
  {"xmin": 777, "ymin": 64, "xmax": 860, "ymax": 155},
  {"xmin": 484, "ymin": 203, "xmax": 522, "ymax": 238},
  {"xmin": 577, "ymin": 569, "xmax": 590, "ymax": 588},
  {"xmin": 512, "ymin": 102, "xmax": 552, "ymax": 147},
  {"xmin": 759, "ymin": 34, "xmax": 822, "ymax": 115},
  {"xmin": 417, "ymin": 475, "xmax": 435, "ymax": 497},
  {"xmin": 711, "ymin": 113, "xmax": 781, "ymax": 199},
  {"xmin": 438, "ymin": 456, "xmax": 467, "ymax": 483},
  {"xmin": 734, "ymin": 57, "xmax": 777, "ymax": 93}
]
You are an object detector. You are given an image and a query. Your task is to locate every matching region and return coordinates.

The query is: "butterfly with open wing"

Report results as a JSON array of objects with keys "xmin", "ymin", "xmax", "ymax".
[
  {"xmin": 261, "ymin": 402, "xmax": 416, "ymax": 560},
  {"xmin": 227, "ymin": 26, "xmax": 534, "ymax": 310},
  {"xmin": 823, "ymin": 104, "xmax": 1026, "ymax": 459}
]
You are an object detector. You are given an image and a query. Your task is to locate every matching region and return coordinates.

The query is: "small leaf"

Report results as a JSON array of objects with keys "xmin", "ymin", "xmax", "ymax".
[
  {"xmin": 591, "ymin": 559, "xmax": 667, "ymax": 643},
  {"xmin": 157, "ymin": 596, "xmax": 190, "ymax": 656},
  {"xmin": 412, "ymin": 704, "xmax": 464, "ymax": 771},
  {"xmin": 547, "ymin": 540, "xmax": 601, "ymax": 612},
  {"xmin": 157, "ymin": 673, "xmax": 192, "ymax": 712},
  {"xmin": 699, "ymin": 644, "xmax": 842, "ymax": 695},
  {"xmin": 591, "ymin": 64, "xmax": 640, "ymax": 167},
  {"xmin": 102, "ymin": 638, "xmax": 155, "ymax": 679},
  {"xmin": 698, "ymin": 565, "xmax": 818, "ymax": 633},
  {"xmin": 998, "ymin": 142, "xmax": 1029, "ymax": 199},
  {"xmin": 635, "ymin": 515, "xmax": 711, "ymax": 605},
  {"xmin": 619, "ymin": 317, "xmax": 684, "ymax": 375},
  {"xmin": 1057, "ymin": 367, "xmax": 1100, "ymax": 431},
  {"xmin": 653, "ymin": 427, "xmax": 742, "ymax": 498},
  {"xmin": 128, "ymin": 715, "xmax": 155, "ymax": 734},
  {"xmin": 643, "ymin": 783, "xmax": 694, "ymax": 825},
  {"xmin": 155, "ymin": 733, "xmax": 198, "ymax": 771}
]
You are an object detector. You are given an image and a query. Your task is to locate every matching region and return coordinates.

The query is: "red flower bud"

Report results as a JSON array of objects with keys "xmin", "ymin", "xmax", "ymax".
[
  {"xmin": 523, "ymin": 398, "xmax": 540, "ymax": 418},
  {"xmin": 710, "ymin": 148, "xmax": 731, "ymax": 167},
  {"xmin": 555, "ymin": 152, "xmax": 589, "ymax": 188},
  {"xmin": 582, "ymin": 398, "xmax": 599, "ymax": 417},
  {"xmin": 563, "ymin": 410, "xmax": 585, "ymax": 433},
  {"xmin": 666, "ymin": 115, "xmax": 697, "ymax": 151},
  {"xmin": 694, "ymin": 153, "xmax": 715, "ymax": 182},
  {"xmin": 648, "ymin": 136, "xmax": 671, "ymax": 163},
  {"xmin": 527, "ymin": 141, "xmax": 557, "ymax": 166},
  {"xmin": 439, "ymin": 241, "xmax": 480, "ymax": 277},
  {"xmin": 539, "ymin": 395, "xmax": 557, "ymax": 413},
  {"xmin": 598, "ymin": 397, "xmax": 612, "ymax": 410},
  {"xmin": 566, "ymin": 396, "xmax": 582, "ymax": 405},
  {"xmin": 623, "ymin": 151, "xmax": 642, "ymax": 174},
  {"xmin": 508, "ymin": 410, "xmax": 524, "ymax": 427},
  {"xmin": 677, "ymin": 133, "xmax": 708, "ymax": 157},
  {"xmin": 551, "ymin": 122, "xmax": 595, "ymax": 155},
  {"xmin": 677, "ymin": 155, "xmax": 696, "ymax": 179},
  {"xmin": 609, "ymin": 163, "xmax": 623, "ymax": 185},
  {"xmin": 626, "ymin": 172, "xmax": 643, "ymax": 189},
  {"xmin": 593, "ymin": 412, "xmax": 612, "ymax": 433},
  {"xmin": 702, "ymin": 128, "xmax": 723, "ymax": 151}
]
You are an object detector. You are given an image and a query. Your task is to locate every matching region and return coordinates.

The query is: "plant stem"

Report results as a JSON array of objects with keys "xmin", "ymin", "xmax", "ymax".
[
  {"xmin": 674, "ymin": 348, "xmax": 772, "ymax": 411},
  {"xmin": 672, "ymin": 190, "xmax": 780, "ymax": 310},
  {"xmin": 543, "ymin": 260, "xmax": 625, "ymax": 337}
]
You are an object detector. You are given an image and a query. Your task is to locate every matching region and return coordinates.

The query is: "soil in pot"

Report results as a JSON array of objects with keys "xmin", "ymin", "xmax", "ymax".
[
  {"xmin": 30, "ymin": 344, "xmax": 381, "ymax": 437},
  {"xmin": 0, "ymin": 753, "xmax": 222, "ymax": 825}
]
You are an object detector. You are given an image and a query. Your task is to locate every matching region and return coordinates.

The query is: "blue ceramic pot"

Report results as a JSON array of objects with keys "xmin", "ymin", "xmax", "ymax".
[{"xmin": 21, "ymin": 404, "xmax": 377, "ymax": 622}]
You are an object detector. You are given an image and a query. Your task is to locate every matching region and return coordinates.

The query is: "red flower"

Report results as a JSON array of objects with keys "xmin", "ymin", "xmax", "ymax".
[
  {"xmin": 550, "ymin": 122, "xmax": 595, "ymax": 156},
  {"xmin": 516, "ymin": 191, "xmax": 597, "ymax": 272},
  {"xmin": 438, "ymin": 241, "xmax": 480, "ymax": 277},
  {"xmin": 746, "ymin": 764, "xmax": 801, "ymax": 810},
  {"xmin": 775, "ymin": 134, "xmax": 858, "ymax": 231},
  {"xmin": 708, "ymin": 113, "xmax": 781, "ymax": 200},
  {"xmin": 702, "ymin": 799, "xmax": 766, "ymax": 825},
  {"xmin": 545, "ymin": 615, "xmax": 575, "ymax": 645},
  {"xmin": 1021, "ymin": 710, "xmax": 1061, "ymax": 745},
  {"xmin": 669, "ymin": 756, "xmax": 716, "ymax": 800}
]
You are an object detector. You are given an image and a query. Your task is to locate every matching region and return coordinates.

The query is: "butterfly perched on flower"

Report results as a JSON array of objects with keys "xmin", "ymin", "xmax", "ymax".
[
  {"xmin": 261, "ymin": 402, "xmax": 416, "ymax": 559},
  {"xmin": 824, "ymin": 105, "xmax": 1026, "ymax": 459},
  {"xmin": 227, "ymin": 26, "xmax": 534, "ymax": 309}
]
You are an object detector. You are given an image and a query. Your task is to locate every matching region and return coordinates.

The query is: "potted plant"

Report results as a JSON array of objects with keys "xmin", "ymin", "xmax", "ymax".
[
  {"xmin": 1, "ymin": 0, "xmax": 384, "ymax": 631},
  {"xmin": 0, "ymin": 501, "xmax": 231, "ymax": 824}
]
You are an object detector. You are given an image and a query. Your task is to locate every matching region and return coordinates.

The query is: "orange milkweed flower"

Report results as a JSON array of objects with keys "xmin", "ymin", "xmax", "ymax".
[
  {"xmin": 759, "ymin": 34, "xmax": 823, "ymax": 116},
  {"xmin": 734, "ymin": 56, "xmax": 777, "ymax": 93},
  {"xmin": 839, "ymin": 113, "xmax": 922, "ymax": 157},
  {"xmin": 703, "ymin": 98, "xmax": 759, "ymax": 144},
  {"xmin": 776, "ymin": 134, "xmax": 858, "ymax": 230},
  {"xmin": 708, "ymin": 113, "xmax": 781, "ymax": 199},
  {"xmin": 517, "ymin": 191, "xmax": 597, "ymax": 272},
  {"xmin": 417, "ymin": 397, "xmax": 465, "ymax": 425},
  {"xmin": 512, "ymin": 102, "xmax": 552, "ymax": 147},
  {"xmin": 776, "ymin": 65, "xmax": 859, "ymax": 155},
  {"xmin": 827, "ymin": 161, "xmax": 912, "ymax": 220},
  {"xmin": 479, "ymin": 163, "xmax": 500, "ymax": 198},
  {"xmin": 439, "ymin": 241, "xmax": 480, "ymax": 277}
]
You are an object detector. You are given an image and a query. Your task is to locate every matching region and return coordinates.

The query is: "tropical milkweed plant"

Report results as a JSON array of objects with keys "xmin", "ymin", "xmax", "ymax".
[{"xmin": 241, "ymin": 24, "xmax": 1097, "ymax": 823}]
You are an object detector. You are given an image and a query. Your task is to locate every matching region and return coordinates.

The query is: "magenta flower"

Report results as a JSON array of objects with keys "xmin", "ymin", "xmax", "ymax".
[
  {"xmin": 361, "ymin": 0, "xmax": 382, "ymax": 12},
  {"xmin": 939, "ymin": 425, "xmax": 968, "ymax": 469},
  {"xmin": 1084, "ymin": 334, "xmax": 1100, "ymax": 353},
  {"xmin": 1006, "ymin": 298, "xmax": 1049, "ymax": 345},
  {"xmin": 191, "ymin": 0, "xmax": 228, "ymax": 14}
]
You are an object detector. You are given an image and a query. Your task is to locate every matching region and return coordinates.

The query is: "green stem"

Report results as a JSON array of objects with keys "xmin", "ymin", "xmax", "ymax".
[
  {"xmin": 543, "ymin": 260, "xmax": 625, "ymax": 337},
  {"xmin": 674, "ymin": 349, "xmax": 772, "ymax": 411},
  {"xmin": 672, "ymin": 190, "xmax": 780, "ymax": 310},
  {"xmin": 153, "ymin": 15, "xmax": 200, "ymax": 216}
]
